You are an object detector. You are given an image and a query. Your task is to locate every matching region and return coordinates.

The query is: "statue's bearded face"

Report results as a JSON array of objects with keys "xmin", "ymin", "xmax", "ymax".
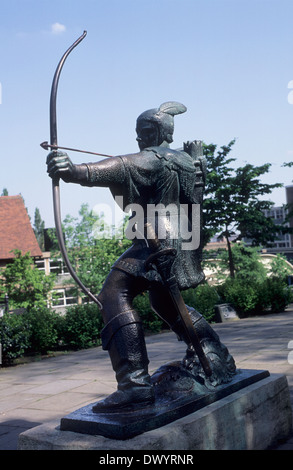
[{"xmin": 136, "ymin": 120, "xmax": 160, "ymax": 150}]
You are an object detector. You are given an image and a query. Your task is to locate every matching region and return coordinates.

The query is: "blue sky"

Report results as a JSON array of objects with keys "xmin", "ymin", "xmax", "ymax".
[{"xmin": 1, "ymin": 0, "xmax": 293, "ymax": 228}]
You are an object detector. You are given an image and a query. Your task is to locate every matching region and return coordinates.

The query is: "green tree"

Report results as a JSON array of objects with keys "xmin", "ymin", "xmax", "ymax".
[
  {"xmin": 269, "ymin": 253, "xmax": 293, "ymax": 281},
  {"xmin": 0, "ymin": 250, "xmax": 55, "ymax": 310},
  {"xmin": 202, "ymin": 140, "xmax": 236, "ymax": 246},
  {"xmin": 203, "ymin": 140, "xmax": 284, "ymax": 277},
  {"xmin": 54, "ymin": 204, "xmax": 131, "ymax": 298},
  {"xmin": 1, "ymin": 188, "xmax": 8, "ymax": 196},
  {"xmin": 33, "ymin": 207, "xmax": 45, "ymax": 251},
  {"xmin": 213, "ymin": 242, "xmax": 267, "ymax": 283}
]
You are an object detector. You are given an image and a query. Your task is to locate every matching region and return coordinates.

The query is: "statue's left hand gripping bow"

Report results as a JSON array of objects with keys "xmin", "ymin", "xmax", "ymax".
[{"xmin": 44, "ymin": 31, "xmax": 102, "ymax": 309}]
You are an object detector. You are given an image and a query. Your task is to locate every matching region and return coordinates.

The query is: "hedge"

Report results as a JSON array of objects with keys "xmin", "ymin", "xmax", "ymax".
[
  {"xmin": 217, "ymin": 276, "xmax": 293, "ymax": 316},
  {"xmin": 1, "ymin": 276, "xmax": 291, "ymax": 365}
]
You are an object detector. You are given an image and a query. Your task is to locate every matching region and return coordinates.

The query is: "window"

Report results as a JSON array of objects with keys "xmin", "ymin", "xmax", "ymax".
[
  {"xmin": 35, "ymin": 259, "xmax": 45, "ymax": 272},
  {"xmin": 49, "ymin": 259, "xmax": 69, "ymax": 275},
  {"xmin": 51, "ymin": 288, "xmax": 78, "ymax": 308}
]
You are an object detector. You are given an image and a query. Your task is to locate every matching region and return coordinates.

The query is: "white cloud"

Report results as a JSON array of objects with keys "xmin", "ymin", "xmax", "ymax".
[{"xmin": 51, "ymin": 23, "xmax": 66, "ymax": 35}]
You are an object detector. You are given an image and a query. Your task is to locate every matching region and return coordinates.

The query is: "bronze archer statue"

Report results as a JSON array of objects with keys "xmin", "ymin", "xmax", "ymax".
[{"xmin": 47, "ymin": 101, "xmax": 236, "ymax": 413}]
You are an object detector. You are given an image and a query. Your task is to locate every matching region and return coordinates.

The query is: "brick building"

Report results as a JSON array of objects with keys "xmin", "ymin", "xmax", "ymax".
[{"xmin": 0, "ymin": 195, "xmax": 42, "ymax": 268}]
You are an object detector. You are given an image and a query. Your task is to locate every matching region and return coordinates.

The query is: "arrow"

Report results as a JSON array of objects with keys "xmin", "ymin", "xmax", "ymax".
[{"xmin": 40, "ymin": 141, "xmax": 113, "ymax": 159}]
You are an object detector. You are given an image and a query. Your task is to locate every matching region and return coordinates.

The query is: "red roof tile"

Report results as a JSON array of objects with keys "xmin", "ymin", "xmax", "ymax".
[{"xmin": 0, "ymin": 196, "xmax": 42, "ymax": 260}]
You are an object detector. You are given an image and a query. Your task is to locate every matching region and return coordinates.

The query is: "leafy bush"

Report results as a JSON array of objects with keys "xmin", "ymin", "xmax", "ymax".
[
  {"xmin": 218, "ymin": 278, "xmax": 265, "ymax": 316},
  {"xmin": 25, "ymin": 307, "xmax": 60, "ymax": 354},
  {"xmin": 218, "ymin": 275, "xmax": 292, "ymax": 316},
  {"xmin": 60, "ymin": 303, "xmax": 103, "ymax": 350},
  {"xmin": 0, "ymin": 313, "xmax": 31, "ymax": 364},
  {"xmin": 264, "ymin": 277, "xmax": 293, "ymax": 313},
  {"xmin": 182, "ymin": 283, "xmax": 220, "ymax": 322}
]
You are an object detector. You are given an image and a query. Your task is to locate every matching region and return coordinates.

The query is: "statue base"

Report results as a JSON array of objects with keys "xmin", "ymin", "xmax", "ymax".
[
  {"xmin": 58, "ymin": 366, "xmax": 269, "ymax": 439},
  {"xmin": 17, "ymin": 372, "xmax": 292, "ymax": 450}
]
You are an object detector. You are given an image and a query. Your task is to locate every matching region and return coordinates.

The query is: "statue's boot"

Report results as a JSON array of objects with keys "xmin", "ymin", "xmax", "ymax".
[
  {"xmin": 92, "ymin": 311, "xmax": 155, "ymax": 413},
  {"xmin": 149, "ymin": 285, "xmax": 236, "ymax": 381},
  {"xmin": 170, "ymin": 307, "xmax": 216, "ymax": 368},
  {"xmin": 170, "ymin": 306, "xmax": 236, "ymax": 382}
]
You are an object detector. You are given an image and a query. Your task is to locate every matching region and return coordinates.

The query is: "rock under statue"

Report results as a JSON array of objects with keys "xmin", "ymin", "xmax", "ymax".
[{"xmin": 47, "ymin": 101, "xmax": 236, "ymax": 415}]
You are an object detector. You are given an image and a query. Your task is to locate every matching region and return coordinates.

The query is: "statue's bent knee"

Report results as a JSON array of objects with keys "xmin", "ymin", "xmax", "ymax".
[{"xmin": 100, "ymin": 310, "xmax": 142, "ymax": 350}]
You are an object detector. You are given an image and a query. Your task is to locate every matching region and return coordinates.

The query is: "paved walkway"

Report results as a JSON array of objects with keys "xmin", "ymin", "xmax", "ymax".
[{"xmin": 1, "ymin": 309, "xmax": 293, "ymax": 450}]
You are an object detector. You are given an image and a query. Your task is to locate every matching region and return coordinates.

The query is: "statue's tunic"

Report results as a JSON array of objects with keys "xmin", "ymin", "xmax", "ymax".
[{"xmin": 85, "ymin": 146, "xmax": 206, "ymax": 290}]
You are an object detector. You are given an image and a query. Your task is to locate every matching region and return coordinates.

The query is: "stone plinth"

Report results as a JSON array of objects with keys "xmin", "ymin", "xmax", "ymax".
[{"xmin": 18, "ymin": 373, "xmax": 292, "ymax": 450}]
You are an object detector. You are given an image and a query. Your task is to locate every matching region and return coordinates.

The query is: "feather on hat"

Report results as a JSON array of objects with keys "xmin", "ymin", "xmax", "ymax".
[
  {"xmin": 136, "ymin": 101, "xmax": 187, "ymax": 145},
  {"xmin": 157, "ymin": 101, "xmax": 187, "ymax": 116}
]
